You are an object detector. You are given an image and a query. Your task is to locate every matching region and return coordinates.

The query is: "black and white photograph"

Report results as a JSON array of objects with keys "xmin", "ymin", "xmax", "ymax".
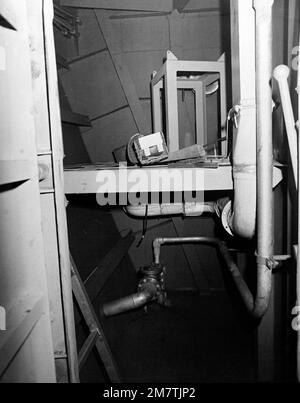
[{"xmin": 0, "ymin": 0, "xmax": 299, "ymax": 387}]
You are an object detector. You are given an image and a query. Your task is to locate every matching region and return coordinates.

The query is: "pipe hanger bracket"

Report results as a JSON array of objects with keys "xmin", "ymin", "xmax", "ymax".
[{"xmin": 255, "ymin": 253, "xmax": 279, "ymax": 271}]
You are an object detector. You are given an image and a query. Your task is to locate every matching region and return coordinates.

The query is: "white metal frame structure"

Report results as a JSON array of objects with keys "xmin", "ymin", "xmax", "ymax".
[
  {"xmin": 0, "ymin": 0, "xmax": 56, "ymax": 382},
  {"xmin": 0, "ymin": 0, "xmax": 78, "ymax": 383},
  {"xmin": 150, "ymin": 51, "xmax": 227, "ymax": 154}
]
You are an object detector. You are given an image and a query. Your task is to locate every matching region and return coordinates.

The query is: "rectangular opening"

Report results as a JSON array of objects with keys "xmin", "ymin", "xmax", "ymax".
[{"xmin": 177, "ymin": 89, "xmax": 196, "ymax": 149}]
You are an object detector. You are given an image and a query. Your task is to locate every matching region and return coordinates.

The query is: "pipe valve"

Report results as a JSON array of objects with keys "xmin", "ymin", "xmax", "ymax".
[{"xmin": 101, "ymin": 263, "xmax": 166, "ymax": 317}]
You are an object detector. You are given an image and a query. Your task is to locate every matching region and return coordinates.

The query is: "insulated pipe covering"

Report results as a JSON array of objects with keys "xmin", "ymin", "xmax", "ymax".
[{"xmin": 125, "ymin": 202, "xmax": 215, "ymax": 218}]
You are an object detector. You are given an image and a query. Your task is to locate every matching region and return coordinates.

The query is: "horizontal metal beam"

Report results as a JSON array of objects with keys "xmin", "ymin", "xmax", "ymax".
[
  {"xmin": 60, "ymin": 0, "xmax": 173, "ymax": 12},
  {"xmin": 64, "ymin": 163, "xmax": 233, "ymax": 194}
]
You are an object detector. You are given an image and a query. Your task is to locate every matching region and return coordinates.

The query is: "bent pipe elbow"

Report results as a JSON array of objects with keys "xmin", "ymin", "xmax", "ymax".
[
  {"xmin": 153, "ymin": 236, "xmax": 219, "ymax": 265},
  {"xmin": 218, "ymin": 242, "xmax": 272, "ymax": 319},
  {"xmin": 152, "ymin": 237, "xmax": 272, "ymax": 319},
  {"xmin": 217, "ymin": 166, "xmax": 257, "ymax": 239},
  {"xmin": 153, "ymin": 237, "xmax": 164, "ymax": 264}
]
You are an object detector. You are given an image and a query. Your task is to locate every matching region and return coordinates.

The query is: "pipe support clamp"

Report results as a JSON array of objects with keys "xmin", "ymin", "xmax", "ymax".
[{"xmin": 256, "ymin": 253, "xmax": 279, "ymax": 270}]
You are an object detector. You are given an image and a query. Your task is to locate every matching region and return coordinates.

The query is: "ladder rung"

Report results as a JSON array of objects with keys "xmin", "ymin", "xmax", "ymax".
[
  {"xmin": 78, "ymin": 330, "xmax": 98, "ymax": 370},
  {"xmin": 70, "ymin": 255, "xmax": 121, "ymax": 382}
]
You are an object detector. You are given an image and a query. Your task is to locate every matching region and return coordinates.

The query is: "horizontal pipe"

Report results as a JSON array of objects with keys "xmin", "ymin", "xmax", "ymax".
[
  {"xmin": 102, "ymin": 283, "xmax": 157, "ymax": 317},
  {"xmin": 125, "ymin": 202, "xmax": 215, "ymax": 218}
]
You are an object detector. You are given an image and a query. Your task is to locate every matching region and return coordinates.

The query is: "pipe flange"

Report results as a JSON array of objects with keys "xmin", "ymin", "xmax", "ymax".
[
  {"xmin": 139, "ymin": 263, "xmax": 163, "ymax": 278},
  {"xmin": 138, "ymin": 263, "xmax": 165, "ymax": 305},
  {"xmin": 220, "ymin": 200, "xmax": 234, "ymax": 237}
]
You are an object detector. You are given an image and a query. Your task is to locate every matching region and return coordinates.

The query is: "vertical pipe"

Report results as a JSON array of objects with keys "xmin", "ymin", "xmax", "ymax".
[
  {"xmin": 253, "ymin": 0, "xmax": 274, "ymax": 317},
  {"xmin": 273, "ymin": 65, "xmax": 298, "ymax": 187},
  {"xmin": 297, "ymin": 115, "xmax": 300, "ymax": 382},
  {"xmin": 297, "ymin": 24, "xmax": 300, "ymax": 383},
  {"xmin": 223, "ymin": 1, "xmax": 257, "ymax": 239}
]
